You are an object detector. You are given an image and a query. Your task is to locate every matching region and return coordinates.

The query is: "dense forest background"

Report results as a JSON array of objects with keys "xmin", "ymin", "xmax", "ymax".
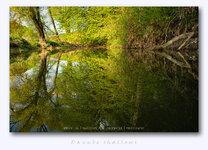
[{"xmin": 10, "ymin": 7, "xmax": 198, "ymax": 132}]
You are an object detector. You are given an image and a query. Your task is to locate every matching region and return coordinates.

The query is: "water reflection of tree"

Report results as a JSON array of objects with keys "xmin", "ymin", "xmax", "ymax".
[
  {"xmin": 10, "ymin": 49, "xmax": 141, "ymax": 132},
  {"xmin": 10, "ymin": 54, "xmax": 62, "ymax": 132},
  {"xmin": 54, "ymin": 52, "xmax": 135, "ymax": 131}
]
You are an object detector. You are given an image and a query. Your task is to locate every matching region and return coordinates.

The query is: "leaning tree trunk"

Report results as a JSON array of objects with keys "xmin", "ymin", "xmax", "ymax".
[
  {"xmin": 48, "ymin": 7, "xmax": 60, "ymax": 42},
  {"xmin": 29, "ymin": 7, "xmax": 47, "ymax": 59}
]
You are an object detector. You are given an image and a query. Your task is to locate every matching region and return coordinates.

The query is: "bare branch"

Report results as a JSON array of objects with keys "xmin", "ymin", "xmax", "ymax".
[
  {"xmin": 146, "ymin": 32, "xmax": 195, "ymax": 52},
  {"xmin": 177, "ymin": 32, "xmax": 194, "ymax": 50}
]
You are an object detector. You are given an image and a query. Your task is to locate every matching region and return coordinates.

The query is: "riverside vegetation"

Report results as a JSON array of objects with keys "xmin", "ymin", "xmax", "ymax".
[{"xmin": 10, "ymin": 7, "xmax": 198, "ymax": 132}]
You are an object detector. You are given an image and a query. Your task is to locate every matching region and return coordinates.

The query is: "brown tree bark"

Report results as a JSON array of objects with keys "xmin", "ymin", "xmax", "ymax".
[{"xmin": 29, "ymin": 7, "xmax": 47, "ymax": 49}]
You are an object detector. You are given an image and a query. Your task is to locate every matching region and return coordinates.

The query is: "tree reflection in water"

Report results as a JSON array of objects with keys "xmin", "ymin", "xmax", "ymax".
[
  {"xmin": 10, "ymin": 49, "xmax": 125, "ymax": 132},
  {"xmin": 10, "ymin": 48, "xmax": 198, "ymax": 132}
]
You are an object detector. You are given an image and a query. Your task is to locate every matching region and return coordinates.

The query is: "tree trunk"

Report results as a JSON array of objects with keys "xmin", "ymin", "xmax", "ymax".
[
  {"xmin": 29, "ymin": 7, "xmax": 47, "ymax": 49},
  {"xmin": 48, "ymin": 7, "xmax": 60, "ymax": 42}
]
